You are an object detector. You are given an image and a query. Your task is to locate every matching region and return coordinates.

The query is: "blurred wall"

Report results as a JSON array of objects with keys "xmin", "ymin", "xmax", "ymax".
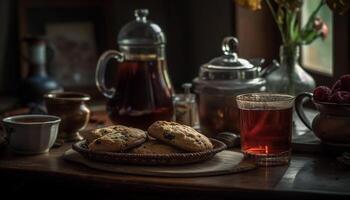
[
  {"xmin": 0, "ymin": 0, "xmax": 234, "ymax": 97},
  {"xmin": 94, "ymin": 0, "xmax": 235, "ymax": 91},
  {"xmin": 0, "ymin": 0, "xmax": 20, "ymax": 96},
  {"xmin": 235, "ymin": 5, "xmax": 280, "ymax": 61}
]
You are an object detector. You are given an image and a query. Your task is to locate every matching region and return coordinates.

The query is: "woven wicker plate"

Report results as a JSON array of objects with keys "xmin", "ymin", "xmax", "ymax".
[{"xmin": 72, "ymin": 139, "xmax": 227, "ymax": 165}]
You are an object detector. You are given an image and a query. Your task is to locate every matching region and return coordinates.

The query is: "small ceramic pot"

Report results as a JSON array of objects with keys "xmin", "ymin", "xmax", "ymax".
[
  {"xmin": 2, "ymin": 114, "xmax": 61, "ymax": 154},
  {"xmin": 44, "ymin": 92, "xmax": 90, "ymax": 142},
  {"xmin": 295, "ymin": 92, "xmax": 350, "ymax": 145}
]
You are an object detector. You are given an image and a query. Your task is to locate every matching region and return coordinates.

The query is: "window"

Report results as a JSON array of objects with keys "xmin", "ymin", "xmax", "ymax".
[{"xmin": 301, "ymin": 0, "xmax": 333, "ymax": 76}]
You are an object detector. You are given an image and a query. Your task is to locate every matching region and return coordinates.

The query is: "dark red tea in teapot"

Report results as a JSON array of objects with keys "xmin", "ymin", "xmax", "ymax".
[
  {"xmin": 96, "ymin": 9, "xmax": 174, "ymax": 130},
  {"xmin": 106, "ymin": 56, "xmax": 173, "ymax": 129}
]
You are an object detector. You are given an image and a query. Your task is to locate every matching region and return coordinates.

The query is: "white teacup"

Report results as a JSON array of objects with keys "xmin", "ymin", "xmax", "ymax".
[{"xmin": 2, "ymin": 114, "xmax": 61, "ymax": 154}]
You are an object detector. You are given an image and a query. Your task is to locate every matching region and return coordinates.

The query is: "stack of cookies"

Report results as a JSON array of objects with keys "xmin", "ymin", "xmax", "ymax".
[{"xmin": 80, "ymin": 121, "xmax": 213, "ymax": 154}]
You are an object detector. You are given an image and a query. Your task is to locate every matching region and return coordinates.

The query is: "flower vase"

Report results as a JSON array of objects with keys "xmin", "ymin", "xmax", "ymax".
[
  {"xmin": 266, "ymin": 45, "xmax": 316, "ymax": 96},
  {"xmin": 21, "ymin": 36, "xmax": 63, "ymax": 104}
]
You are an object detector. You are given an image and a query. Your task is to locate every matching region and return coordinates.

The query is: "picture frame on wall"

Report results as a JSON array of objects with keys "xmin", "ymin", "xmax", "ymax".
[{"xmin": 18, "ymin": 0, "xmax": 114, "ymax": 96}]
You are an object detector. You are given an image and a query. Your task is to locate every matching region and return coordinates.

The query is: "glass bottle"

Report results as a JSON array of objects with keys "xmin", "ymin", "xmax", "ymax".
[
  {"xmin": 21, "ymin": 36, "xmax": 63, "ymax": 104},
  {"xmin": 266, "ymin": 45, "xmax": 316, "ymax": 96},
  {"xmin": 173, "ymin": 83, "xmax": 198, "ymax": 127}
]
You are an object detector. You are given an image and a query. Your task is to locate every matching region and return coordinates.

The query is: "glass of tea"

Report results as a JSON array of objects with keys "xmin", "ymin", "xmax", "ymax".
[{"xmin": 236, "ymin": 93, "xmax": 295, "ymax": 166}]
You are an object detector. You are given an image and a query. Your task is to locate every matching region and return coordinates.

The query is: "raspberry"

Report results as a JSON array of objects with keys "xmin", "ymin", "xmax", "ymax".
[
  {"xmin": 313, "ymin": 86, "xmax": 331, "ymax": 103},
  {"xmin": 329, "ymin": 91, "xmax": 350, "ymax": 104},
  {"xmin": 340, "ymin": 74, "xmax": 350, "ymax": 92},
  {"xmin": 331, "ymin": 80, "xmax": 342, "ymax": 94}
]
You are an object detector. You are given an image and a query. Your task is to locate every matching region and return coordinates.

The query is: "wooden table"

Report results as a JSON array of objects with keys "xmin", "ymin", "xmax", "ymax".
[
  {"xmin": 0, "ymin": 109, "xmax": 350, "ymax": 199},
  {"xmin": 1, "ymin": 143, "xmax": 350, "ymax": 199}
]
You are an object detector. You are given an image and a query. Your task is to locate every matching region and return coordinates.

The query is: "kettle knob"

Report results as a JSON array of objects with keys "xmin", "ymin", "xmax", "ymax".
[
  {"xmin": 222, "ymin": 37, "xmax": 238, "ymax": 56},
  {"xmin": 135, "ymin": 9, "xmax": 149, "ymax": 22}
]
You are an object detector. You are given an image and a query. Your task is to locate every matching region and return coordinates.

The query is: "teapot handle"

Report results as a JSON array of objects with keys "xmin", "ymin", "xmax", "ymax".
[
  {"xmin": 95, "ymin": 50, "xmax": 124, "ymax": 98},
  {"xmin": 295, "ymin": 92, "xmax": 313, "ymax": 130},
  {"xmin": 259, "ymin": 59, "xmax": 279, "ymax": 77}
]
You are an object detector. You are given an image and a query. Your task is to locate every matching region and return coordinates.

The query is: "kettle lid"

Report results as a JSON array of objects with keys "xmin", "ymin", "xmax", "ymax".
[
  {"xmin": 205, "ymin": 37, "xmax": 254, "ymax": 70},
  {"xmin": 199, "ymin": 36, "xmax": 263, "ymax": 81},
  {"xmin": 118, "ymin": 9, "xmax": 165, "ymax": 46}
]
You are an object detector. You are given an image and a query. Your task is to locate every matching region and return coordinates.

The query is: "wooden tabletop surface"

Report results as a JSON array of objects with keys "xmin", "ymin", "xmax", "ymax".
[
  {"xmin": 1, "ymin": 142, "xmax": 350, "ymax": 198},
  {"xmin": 0, "ymin": 109, "xmax": 350, "ymax": 199}
]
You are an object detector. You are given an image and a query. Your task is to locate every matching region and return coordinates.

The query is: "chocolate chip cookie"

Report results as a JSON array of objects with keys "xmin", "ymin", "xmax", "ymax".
[
  {"xmin": 80, "ymin": 127, "xmax": 115, "ymax": 144},
  {"xmin": 148, "ymin": 121, "xmax": 213, "ymax": 152},
  {"xmin": 130, "ymin": 140, "xmax": 183, "ymax": 154},
  {"xmin": 88, "ymin": 125, "xmax": 147, "ymax": 152}
]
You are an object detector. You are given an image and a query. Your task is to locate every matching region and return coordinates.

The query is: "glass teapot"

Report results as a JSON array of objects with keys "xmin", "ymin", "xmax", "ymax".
[{"xmin": 95, "ymin": 9, "xmax": 174, "ymax": 129}]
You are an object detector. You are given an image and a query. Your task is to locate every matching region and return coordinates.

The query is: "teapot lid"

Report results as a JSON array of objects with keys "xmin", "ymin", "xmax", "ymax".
[
  {"xmin": 199, "ymin": 36, "xmax": 262, "ymax": 81},
  {"xmin": 193, "ymin": 36, "xmax": 266, "ymax": 93},
  {"xmin": 118, "ymin": 9, "xmax": 165, "ymax": 46},
  {"xmin": 205, "ymin": 37, "xmax": 254, "ymax": 70}
]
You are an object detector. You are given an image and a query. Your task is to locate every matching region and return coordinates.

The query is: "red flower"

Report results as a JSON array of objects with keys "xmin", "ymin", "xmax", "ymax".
[{"xmin": 313, "ymin": 17, "xmax": 328, "ymax": 39}]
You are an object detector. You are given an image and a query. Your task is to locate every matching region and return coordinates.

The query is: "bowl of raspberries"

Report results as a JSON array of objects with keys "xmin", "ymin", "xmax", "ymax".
[
  {"xmin": 295, "ymin": 75, "xmax": 350, "ymax": 145},
  {"xmin": 313, "ymin": 75, "xmax": 350, "ymax": 105}
]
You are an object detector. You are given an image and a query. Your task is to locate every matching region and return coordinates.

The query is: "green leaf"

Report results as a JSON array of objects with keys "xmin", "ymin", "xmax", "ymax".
[
  {"xmin": 301, "ymin": 31, "xmax": 320, "ymax": 45},
  {"xmin": 277, "ymin": 7, "xmax": 285, "ymax": 25},
  {"xmin": 289, "ymin": 11, "xmax": 297, "ymax": 41}
]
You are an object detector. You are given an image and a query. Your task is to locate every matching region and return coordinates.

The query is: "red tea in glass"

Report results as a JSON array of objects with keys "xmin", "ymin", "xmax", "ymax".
[{"xmin": 236, "ymin": 93, "xmax": 294, "ymax": 166}]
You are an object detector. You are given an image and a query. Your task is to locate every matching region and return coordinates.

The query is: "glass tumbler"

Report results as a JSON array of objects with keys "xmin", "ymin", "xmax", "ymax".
[{"xmin": 236, "ymin": 93, "xmax": 295, "ymax": 166}]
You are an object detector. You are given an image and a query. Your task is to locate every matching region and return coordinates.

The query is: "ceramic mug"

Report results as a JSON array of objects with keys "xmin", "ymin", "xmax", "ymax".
[
  {"xmin": 295, "ymin": 92, "xmax": 350, "ymax": 145},
  {"xmin": 2, "ymin": 114, "xmax": 61, "ymax": 154}
]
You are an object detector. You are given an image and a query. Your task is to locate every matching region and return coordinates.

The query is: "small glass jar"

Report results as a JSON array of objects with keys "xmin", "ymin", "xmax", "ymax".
[{"xmin": 173, "ymin": 83, "xmax": 198, "ymax": 127}]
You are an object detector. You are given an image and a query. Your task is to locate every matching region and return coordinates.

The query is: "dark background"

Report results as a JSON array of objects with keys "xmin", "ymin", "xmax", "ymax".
[
  {"xmin": 0, "ymin": 0, "xmax": 349, "ymax": 111},
  {"xmin": 0, "ymin": 0, "xmax": 234, "ymax": 96}
]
